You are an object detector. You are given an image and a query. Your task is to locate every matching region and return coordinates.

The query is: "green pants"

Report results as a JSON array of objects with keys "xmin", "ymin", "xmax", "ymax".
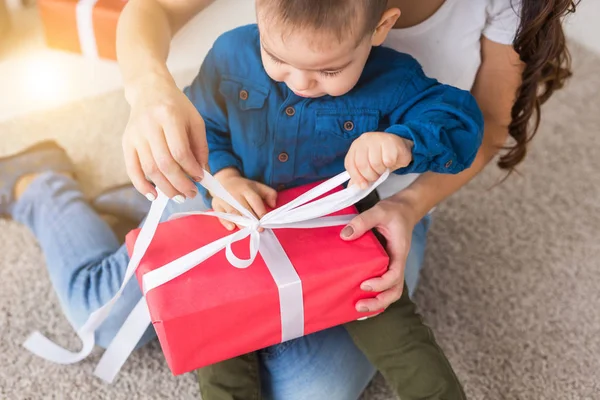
[{"xmin": 198, "ymin": 193, "xmax": 466, "ymax": 400}]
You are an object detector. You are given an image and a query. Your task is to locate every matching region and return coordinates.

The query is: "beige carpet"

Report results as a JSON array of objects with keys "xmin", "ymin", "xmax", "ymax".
[{"xmin": 1, "ymin": 43, "xmax": 599, "ymax": 400}]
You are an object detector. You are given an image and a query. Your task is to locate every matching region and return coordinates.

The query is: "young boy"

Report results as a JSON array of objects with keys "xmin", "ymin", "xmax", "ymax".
[{"xmin": 185, "ymin": 1, "xmax": 482, "ymax": 398}]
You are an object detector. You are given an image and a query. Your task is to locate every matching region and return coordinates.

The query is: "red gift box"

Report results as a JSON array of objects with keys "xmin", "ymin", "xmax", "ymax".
[
  {"xmin": 125, "ymin": 183, "xmax": 389, "ymax": 375},
  {"xmin": 38, "ymin": 0, "xmax": 127, "ymax": 60}
]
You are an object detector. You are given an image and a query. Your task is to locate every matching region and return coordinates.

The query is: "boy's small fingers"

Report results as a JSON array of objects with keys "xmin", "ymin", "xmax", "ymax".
[
  {"xmin": 352, "ymin": 172, "xmax": 368, "ymax": 190},
  {"xmin": 245, "ymin": 191, "xmax": 268, "ymax": 219},
  {"xmin": 345, "ymin": 150, "xmax": 364, "ymax": 188},
  {"xmin": 396, "ymin": 139, "xmax": 414, "ymax": 168},
  {"xmin": 268, "ymin": 195, "xmax": 277, "ymax": 209},
  {"xmin": 219, "ymin": 218, "xmax": 235, "ymax": 231},
  {"xmin": 216, "ymin": 202, "xmax": 238, "ymax": 230},
  {"xmin": 256, "ymin": 183, "xmax": 278, "ymax": 208},
  {"xmin": 368, "ymin": 144, "xmax": 386, "ymax": 175},
  {"xmin": 355, "ymin": 146, "xmax": 379, "ymax": 183},
  {"xmin": 212, "ymin": 199, "xmax": 224, "ymax": 212},
  {"xmin": 352, "ymin": 169, "xmax": 368, "ymax": 190},
  {"xmin": 358, "ymin": 162, "xmax": 380, "ymax": 183},
  {"xmin": 382, "ymin": 144, "xmax": 398, "ymax": 169}
]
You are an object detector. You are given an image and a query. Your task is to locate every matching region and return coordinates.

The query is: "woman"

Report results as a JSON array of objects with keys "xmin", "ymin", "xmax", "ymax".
[{"xmin": 0, "ymin": 0, "xmax": 577, "ymax": 398}]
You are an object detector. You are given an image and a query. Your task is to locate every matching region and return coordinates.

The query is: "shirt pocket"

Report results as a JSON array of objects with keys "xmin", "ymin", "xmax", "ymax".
[
  {"xmin": 219, "ymin": 76, "xmax": 270, "ymax": 147},
  {"xmin": 312, "ymin": 109, "xmax": 380, "ymax": 166}
]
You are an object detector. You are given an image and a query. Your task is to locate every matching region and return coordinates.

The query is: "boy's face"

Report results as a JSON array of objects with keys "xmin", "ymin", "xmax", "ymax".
[{"xmin": 257, "ymin": 22, "xmax": 376, "ymax": 98}]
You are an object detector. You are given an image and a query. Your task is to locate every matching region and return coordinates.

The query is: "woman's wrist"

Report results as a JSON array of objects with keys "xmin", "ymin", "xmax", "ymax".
[
  {"xmin": 123, "ymin": 67, "xmax": 176, "ymax": 106},
  {"xmin": 385, "ymin": 139, "xmax": 499, "ymax": 225},
  {"xmin": 385, "ymin": 186, "xmax": 428, "ymax": 227}
]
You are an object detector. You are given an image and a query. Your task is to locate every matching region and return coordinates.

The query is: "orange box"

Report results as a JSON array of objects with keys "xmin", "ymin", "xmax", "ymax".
[{"xmin": 38, "ymin": 0, "xmax": 127, "ymax": 60}]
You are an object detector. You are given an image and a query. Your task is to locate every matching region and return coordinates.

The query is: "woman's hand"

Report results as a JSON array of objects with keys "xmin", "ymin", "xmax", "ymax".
[
  {"xmin": 341, "ymin": 194, "xmax": 419, "ymax": 313},
  {"xmin": 212, "ymin": 168, "xmax": 277, "ymax": 231},
  {"xmin": 122, "ymin": 74, "xmax": 209, "ymax": 203}
]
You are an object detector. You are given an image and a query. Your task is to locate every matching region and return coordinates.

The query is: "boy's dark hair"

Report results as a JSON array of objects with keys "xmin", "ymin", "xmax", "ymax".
[{"xmin": 257, "ymin": 0, "xmax": 389, "ymax": 43}]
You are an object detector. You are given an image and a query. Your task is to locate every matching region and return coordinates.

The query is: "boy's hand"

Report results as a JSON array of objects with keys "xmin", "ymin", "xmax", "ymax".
[
  {"xmin": 345, "ymin": 132, "xmax": 413, "ymax": 189},
  {"xmin": 211, "ymin": 168, "xmax": 277, "ymax": 231}
]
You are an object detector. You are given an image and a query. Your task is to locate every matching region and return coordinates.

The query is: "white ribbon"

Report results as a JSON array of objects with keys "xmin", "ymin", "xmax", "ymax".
[
  {"xmin": 76, "ymin": 0, "xmax": 99, "ymax": 58},
  {"xmin": 24, "ymin": 169, "xmax": 389, "ymax": 383}
]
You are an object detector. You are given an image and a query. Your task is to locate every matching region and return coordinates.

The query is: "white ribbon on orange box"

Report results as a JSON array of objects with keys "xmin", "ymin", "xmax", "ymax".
[
  {"xmin": 76, "ymin": 0, "xmax": 100, "ymax": 58},
  {"xmin": 24, "ymin": 169, "xmax": 389, "ymax": 383}
]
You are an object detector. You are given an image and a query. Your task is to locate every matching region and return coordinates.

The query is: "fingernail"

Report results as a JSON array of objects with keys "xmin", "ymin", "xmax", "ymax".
[
  {"xmin": 341, "ymin": 225, "xmax": 354, "ymax": 238},
  {"xmin": 361, "ymin": 284, "xmax": 373, "ymax": 292},
  {"xmin": 145, "ymin": 193, "xmax": 156, "ymax": 201},
  {"xmin": 173, "ymin": 195, "xmax": 185, "ymax": 204},
  {"xmin": 187, "ymin": 189, "xmax": 197, "ymax": 199},
  {"xmin": 192, "ymin": 176, "xmax": 202, "ymax": 182},
  {"xmin": 357, "ymin": 306, "xmax": 369, "ymax": 313}
]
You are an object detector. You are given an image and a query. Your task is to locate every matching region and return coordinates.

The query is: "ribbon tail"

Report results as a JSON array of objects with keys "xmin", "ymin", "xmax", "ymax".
[
  {"xmin": 23, "ymin": 191, "xmax": 169, "ymax": 369},
  {"xmin": 93, "ymin": 298, "xmax": 152, "ymax": 383},
  {"xmin": 23, "ymin": 329, "xmax": 95, "ymax": 365}
]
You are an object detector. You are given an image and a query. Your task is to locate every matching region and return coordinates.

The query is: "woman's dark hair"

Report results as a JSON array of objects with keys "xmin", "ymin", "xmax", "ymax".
[{"xmin": 500, "ymin": 0, "xmax": 580, "ymax": 170}]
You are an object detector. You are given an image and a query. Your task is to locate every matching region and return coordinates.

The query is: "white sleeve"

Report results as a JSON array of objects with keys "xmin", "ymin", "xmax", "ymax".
[{"xmin": 483, "ymin": 0, "xmax": 522, "ymax": 45}]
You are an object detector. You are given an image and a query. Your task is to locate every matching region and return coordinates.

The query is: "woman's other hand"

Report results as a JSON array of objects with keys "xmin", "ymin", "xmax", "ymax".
[{"xmin": 341, "ymin": 194, "xmax": 419, "ymax": 312}]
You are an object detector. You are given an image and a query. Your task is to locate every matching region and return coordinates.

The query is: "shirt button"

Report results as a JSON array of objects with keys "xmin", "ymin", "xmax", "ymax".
[
  {"xmin": 445, "ymin": 160, "xmax": 453, "ymax": 169},
  {"xmin": 277, "ymin": 184, "xmax": 286, "ymax": 191},
  {"xmin": 343, "ymin": 121, "xmax": 354, "ymax": 131},
  {"xmin": 278, "ymin": 152, "xmax": 289, "ymax": 162},
  {"xmin": 239, "ymin": 89, "xmax": 249, "ymax": 100},
  {"xmin": 285, "ymin": 106, "xmax": 295, "ymax": 117}
]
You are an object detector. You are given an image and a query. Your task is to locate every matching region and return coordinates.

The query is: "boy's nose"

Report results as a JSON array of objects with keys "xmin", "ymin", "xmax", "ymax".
[{"xmin": 289, "ymin": 71, "xmax": 313, "ymax": 91}]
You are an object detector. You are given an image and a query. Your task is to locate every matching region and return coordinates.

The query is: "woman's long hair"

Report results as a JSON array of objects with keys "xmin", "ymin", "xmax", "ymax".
[{"xmin": 500, "ymin": 0, "xmax": 579, "ymax": 170}]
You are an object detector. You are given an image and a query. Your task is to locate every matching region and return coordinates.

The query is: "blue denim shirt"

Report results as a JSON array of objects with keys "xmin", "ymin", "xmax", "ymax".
[{"xmin": 184, "ymin": 25, "xmax": 483, "ymax": 203}]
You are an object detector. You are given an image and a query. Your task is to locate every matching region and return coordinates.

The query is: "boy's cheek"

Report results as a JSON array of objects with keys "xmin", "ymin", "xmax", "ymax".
[
  {"xmin": 325, "ymin": 75, "xmax": 362, "ymax": 97},
  {"xmin": 262, "ymin": 63, "xmax": 285, "ymax": 83}
]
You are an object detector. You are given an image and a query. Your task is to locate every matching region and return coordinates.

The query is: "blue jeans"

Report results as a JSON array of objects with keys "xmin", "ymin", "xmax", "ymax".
[{"xmin": 13, "ymin": 172, "xmax": 431, "ymax": 400}]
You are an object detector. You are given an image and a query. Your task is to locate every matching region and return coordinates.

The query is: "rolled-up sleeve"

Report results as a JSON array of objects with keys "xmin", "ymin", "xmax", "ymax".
[{"xmin": 385, "ymin": 69, "xmax": 484, "ymax": 175}]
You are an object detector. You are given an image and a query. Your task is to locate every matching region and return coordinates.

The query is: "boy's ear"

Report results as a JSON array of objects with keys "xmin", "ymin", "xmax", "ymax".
[{"xmin": 371, "ymin": 8, "xmax": 401, "ymax": 46}]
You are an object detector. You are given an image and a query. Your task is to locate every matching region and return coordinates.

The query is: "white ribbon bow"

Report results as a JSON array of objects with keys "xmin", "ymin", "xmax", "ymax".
[{"xmin": 24, "ymin": 169, "xmax": 389, "ymax": 383}]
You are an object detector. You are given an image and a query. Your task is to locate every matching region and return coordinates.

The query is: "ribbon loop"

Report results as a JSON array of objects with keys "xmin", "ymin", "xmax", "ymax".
[{"xmin": 224, "ymin": 228, "xmax": 260, "ymax": 269}]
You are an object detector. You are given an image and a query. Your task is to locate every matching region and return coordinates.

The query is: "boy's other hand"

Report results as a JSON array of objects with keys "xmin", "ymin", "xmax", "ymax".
[
  {"xmin": 211, "ymin": 168, "xmax": 278, "ymax": 231},
  {"xmin": 345, "ymin": 132, "xmax": 413, "ymax": 189}
]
